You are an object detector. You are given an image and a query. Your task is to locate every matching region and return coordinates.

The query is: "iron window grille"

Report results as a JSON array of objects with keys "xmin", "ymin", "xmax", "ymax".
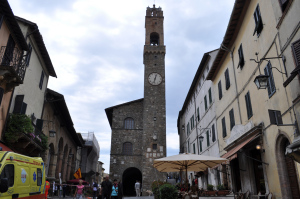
[
  {"xmin": 124, "ymin": 117, "xmax": 134, "ymax": 129},
  {"xmin": 123, "ymin": 142, "xmax": 133, "ymax": 155}
]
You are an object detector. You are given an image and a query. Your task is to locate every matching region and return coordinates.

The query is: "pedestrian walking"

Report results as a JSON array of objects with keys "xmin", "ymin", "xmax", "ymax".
[
  {"xmin": 62, "ymin": 182, "xmax": 67, "ymax": 198},
  {"xmin": 74, "ymin": 180, "xmax": 85, "ymax": 199},
  {"xmin": 117, "ymin": 180, "xmax": 123, "ymax": 199},
  {"xmin": 100, "ymin": 176, "xmax": 112, "ymax": 199},
  {"xmin": 93, "ymin": 181, "xmax": 99, "ymax": 199},
  {"xmin": 135, "ymin": 180, "xmax": 141, "ymax": 197},
  {"xmin": 111, "ymin": 179, "xmax": 118, "ymax": 199},
  {"xmin": 45, "ymin": 181, "xmax": 50, "ymax": 199}
]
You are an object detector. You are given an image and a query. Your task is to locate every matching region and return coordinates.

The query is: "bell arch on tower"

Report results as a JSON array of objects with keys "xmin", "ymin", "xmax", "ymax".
[{"xmin": 150, "ymin": 32, "xmax": 159, "ymax": 46}]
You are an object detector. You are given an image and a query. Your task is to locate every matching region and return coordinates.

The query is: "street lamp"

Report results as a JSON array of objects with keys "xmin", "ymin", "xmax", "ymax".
[
  {"xmin": 49, "ymin": 130, "xmax": 56, "ymax": 137},
  {"xmin": 254, "ymin": 74, "xmax": 269, "ymax": 89},
  {"xmin": 199, "ymin": 135, "xmax": 204, "ymax": 142}
]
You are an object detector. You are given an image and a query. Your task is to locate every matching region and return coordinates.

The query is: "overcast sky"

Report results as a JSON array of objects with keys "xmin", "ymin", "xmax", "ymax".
[{"xmin": 8, "ymin": 0, "xmax": 235, "ymax": 173}]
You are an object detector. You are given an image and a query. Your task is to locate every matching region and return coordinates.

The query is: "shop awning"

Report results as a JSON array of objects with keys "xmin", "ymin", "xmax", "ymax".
[
  {"xmin": 222, "ymin": 133, "xmax": 260, "ymax": 160},
  {"xmin": 0, "ymin": 142, "xmax": 13, "ymax": 151},
  {"xmin": 286, "ymin": 136, "xmax": 300, "ymax": 163}
]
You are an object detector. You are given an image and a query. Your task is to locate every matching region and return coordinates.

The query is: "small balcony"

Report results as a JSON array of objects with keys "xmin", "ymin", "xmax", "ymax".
[{"xmin": 0, "ymin": 46, "xmax": 26, "ymax": 92}]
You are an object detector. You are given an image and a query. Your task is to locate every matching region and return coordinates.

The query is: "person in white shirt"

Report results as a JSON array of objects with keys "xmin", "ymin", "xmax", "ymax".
[
  {"xmin": 134, "ymin": 180, "xmax": 141, "ymax": 197},
  {"xmin": 93, "ymin": 181, "xmax": 99, "ymax": 199}
]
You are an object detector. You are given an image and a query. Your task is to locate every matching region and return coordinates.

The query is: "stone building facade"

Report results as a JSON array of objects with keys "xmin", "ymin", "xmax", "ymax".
[{"xmin": 105, "ymin": 4, "xmax": 166, "ymax": 196}]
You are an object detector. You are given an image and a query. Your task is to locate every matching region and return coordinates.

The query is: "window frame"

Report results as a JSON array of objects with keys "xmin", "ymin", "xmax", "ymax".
[
  {"xmin": 25, "ymin": 43, "xmax": 32, "ymax": 66},
  {"xmin": 208, "ymin": 87, "xmax": 212, "ymax": 104},
  {"xmin": 124, "ymin": 117, "xmax": 135, "ymax": 129},
  {"xmin": 292, "ymin": 39, "xmax": 300, "ymax": 67},
  {"xmin": 190, "ymin": 115, "xmax": 195, "ymax": 129},
  {"xmin": 222, "ymin": 117, "xmax": 227, "ymax": 138},
  {"xmin": 238, "ymin": 44, "xmax": 245, "ymax": 69},
  {"xmin": 212, "ymin": 124, "xmax": 216, "ymax": 142},
  {"xmin": 197, "ymin": 107, "xmax": 200, "ymax": 121},
  {"xmin": 218, "ymin": 81, "xmax": 222, "ymax": 100},
  {"xmin": 206, "ymin": 130, "xmax": 210, "ymax": 147},
  {"xmin": 245, "ymin": 91, "xmax": 253, "ymax": 119},
  {"xmin": 193, "ymin": 143, "xmax": 196, "ymax": 154},
  {"xmin": 39, "ymin": 70, "xmax": 44, "ymax": 90},
  {"xmin": 199, "ymin": 139, "xmax": 202, "ymax": 152},
  {"xmin": 37, "ymin": 168, "xmax": 42, "ymax": 186},
  {"xmin": 123, "ymin": 142, "xmax": 133, "ymax": 155},
  {"xmin": 225, "ymin": 68, "xmax": 230, "ymax": 90},
  {"xmin": 0, "ymin": 164, "xmax": 14, "ymax": 187},
  {"xmin": 204, "ymin": 95, "xmax": 208, "ymax": 111},
  {"xmin": 187, "ymin": 123, "xmax": 190, "ymax": 136},
  {"xmin": 229, "ymin": 109, "xmax": 235, "ymax": 130},
  {"xmin": 253, "ymin": 4, "xmax": 263, "ymax": 37}
]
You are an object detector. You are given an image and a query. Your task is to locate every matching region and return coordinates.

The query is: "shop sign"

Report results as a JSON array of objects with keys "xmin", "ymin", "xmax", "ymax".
[{"xmin": 226, "ymin": 121, "xmax": 253, "ymax": 146}]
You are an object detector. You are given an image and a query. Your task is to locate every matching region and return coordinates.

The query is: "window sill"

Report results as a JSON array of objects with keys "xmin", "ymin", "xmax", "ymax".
[{"xmin": 276, "ymin": 0, "xmax": 294, "ymax": 29}]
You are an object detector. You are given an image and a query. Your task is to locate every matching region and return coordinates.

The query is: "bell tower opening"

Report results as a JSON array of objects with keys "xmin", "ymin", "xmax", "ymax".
[{"xmin": 150, "ymin": 32, "xmax": 159, "ymax": 46}]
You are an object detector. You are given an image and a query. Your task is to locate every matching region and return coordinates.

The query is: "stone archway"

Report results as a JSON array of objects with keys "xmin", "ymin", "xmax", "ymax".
[
  {"xmin": 47, "ymin": 143, "xmax": 55, "ymax": 177},
  {"xmin": 122, "ymin": 167, "xmax": 142, "ymax": 196},
  {"xmin": 276, "ymin": 134, "xmax": 300, "ymax": 199},
  {"xmin": 55, "ymin": 138, "xmax": 64, "ymax": 179}
]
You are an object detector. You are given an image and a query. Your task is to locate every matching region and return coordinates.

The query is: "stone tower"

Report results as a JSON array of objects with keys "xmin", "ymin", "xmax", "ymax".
[
  {"xmin": 105, "ymin": 4, "xmax": 166, "ymax": 196},
  {"xmin": 142, "ymin": 4, "xmax": 166, "ymax": 189}
]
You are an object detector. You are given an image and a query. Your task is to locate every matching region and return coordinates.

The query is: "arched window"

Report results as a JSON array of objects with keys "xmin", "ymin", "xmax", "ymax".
[
  {"xmin": 123, "ymin": 142, "xmax": 133, "ymax": 155},
  {"xmin": 150, "ymin": 32, "xmax": 159, "ymax": 46},
  {"xmin": 124, "ymin": 117, "xmax": 134, "ymax": 129}
]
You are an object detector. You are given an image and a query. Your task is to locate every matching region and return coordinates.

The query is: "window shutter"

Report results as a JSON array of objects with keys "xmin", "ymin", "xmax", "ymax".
[
  {"xmin": 245, "ymin": 92, "xmax": 253, "ymax": 119},
  {"xmin": 225, "ymin": 69, "xmax": 230, "ymax": 90},
  {"xmin": 268, "ymin": 110, "xmax": 283, "ymax": 125},
  {"xmin": 204, "ymin": 96, "xmax": 208, "ymax": 110},
  {"xmin": 276, "ymin": 111, "xmax": 283, "ymax": 125},
  {"xmin": 292, "ymin": 39, "xmax": 300, "ymax": 67},
  {"xmin": 222, "ymin": 117, "xmax": 227, "ymax": 138},
  {"xmin": 264, "ymin": 62, "xmax": 276, "ymax": 96},
  {"xmin": 2, "ymin": 35, "xmax": 16, "ymax": 66},
  {"xmin": 197, "ymin": 107, "xmax": 200, "ymax": 121},
  {"xmin": 21, "ymin": 102, "xmax": 27, "ymax": 115},
  {"xmin": 0, "ymin": 88, "xmax": 3, "ymax": 106},
  {"xmin": 218, "ymin": 81, "xmax": 222, "ymax": 100},
  {"xmin": 13, "ymin": 95, "xmax": 24, "ymax": 114},
  {"xmin": 35, "ymin": 119, "xmax": 44, "ymax": 134},
  {"xmin": 212, "ymin": 124, "xmax": 216, "ymax": 142},
  {"xmin": 199, "ymin": 140, "xmax": 202, "ymax": 152},
  {"xmin": 229, "ymin": 109, "xmax": 235, "ymax": 130},
  {"xmin": 206, "ymin": 131, "xmax": 210, "ymax": 147},
  {"xmin": 25, "ymin": 43, "xmax": 32, "ymax": 66},
  {"xmin": 39, "ymin": 71, "xmax": 44, "ymax": 90},
  {"xmin": 208, "ymin": 88, "xmax": 212, "ymax": 104}
]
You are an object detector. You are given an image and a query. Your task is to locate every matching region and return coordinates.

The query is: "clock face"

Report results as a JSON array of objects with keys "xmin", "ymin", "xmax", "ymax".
[{"xmin": 148, "ymin": 72, "xmax": 162, "ymax": 85}]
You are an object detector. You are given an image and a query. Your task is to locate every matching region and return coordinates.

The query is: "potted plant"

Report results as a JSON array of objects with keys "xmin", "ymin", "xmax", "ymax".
[
  {"xmin": 216, "ymin": 184, "xmax": 230, "ymax": 196},
  {"xmin": 205, "ymin": 184, "xmax": 216, "ymax": 196}
]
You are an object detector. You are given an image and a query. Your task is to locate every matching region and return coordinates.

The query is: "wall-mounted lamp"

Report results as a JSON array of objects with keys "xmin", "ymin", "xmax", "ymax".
[
  {"xmin": 199, "ymin": 135, "xmax": 204, "ymax": 142},
  {"xmin": 256, "ymin": 144, "xmax": 261, "ymax": 150},
  {"xmin": 49, "ymin": 130, "xmax": 56, "ymax": 137}
]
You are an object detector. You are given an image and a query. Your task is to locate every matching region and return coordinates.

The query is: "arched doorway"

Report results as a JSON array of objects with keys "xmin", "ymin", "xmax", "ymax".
[
  {"xmin": 276, "ymin": 134, "xmax": 300, "ymax": 198},
  {"xmin": 122, "ymin": 167, "xmax": 142, "ymax": 196}
]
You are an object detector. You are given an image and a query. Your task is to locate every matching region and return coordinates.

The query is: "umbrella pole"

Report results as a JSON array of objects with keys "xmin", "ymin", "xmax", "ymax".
[{"xmin": 185, "ymin": 166, "xmax": 188, "ymax": 191}]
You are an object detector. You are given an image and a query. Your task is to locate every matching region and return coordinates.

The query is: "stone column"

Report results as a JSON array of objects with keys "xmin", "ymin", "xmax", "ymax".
[
  {"xmin": 56, "ymin": 152, "xmax": 64, "ymax": 180},
  {"xmin": 49, "ymin": 153, "xmax": 57, "ymax": 178}
]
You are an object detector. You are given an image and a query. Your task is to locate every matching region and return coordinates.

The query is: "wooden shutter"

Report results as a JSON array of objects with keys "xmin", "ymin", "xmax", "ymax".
[
  {"xmin": 292, "ymin": 39, "xmax": 300, "ymax": 67},
  {"xmin": 21, "ymin": 102, "xmax": 27, "ymax": 115},
  {"xmin": 245, "ymin": 92, "xmax": 253, "ymax": 119},
  {"xmin": 35, "ymin": 119, "xmax": 44, "ymax": 134},
  {"xmin": 197, "ymin": 107, "xmax": 200, "ymax": 121},
  {"xmin": 268, "ymin": 110, "xmax": 283, "ymax": 125},
  {"xmin": 264, "ymin": 62, "xmax": 276, "ymax": 96},
  {"xmin": 199, "ymin": 140, "xmax": 202, "ymax": 152},
  {"xmin": 13, "ymin": 95, "xmax": 24, "ymax": 114},
  {"xmin": 218, "ymin": 81, "xmax": 222, "ymax": 100},
  {"xmin": 285, "ymin": 155, "xmax": 300, "ymax": 198},
  {"xmin": 206, "ymin": 131, "xmax": 210, "ymax": 147},
  {"xmin": 2, "ymin": 35, "xmax": 15, "ymax": 66},
  {"xmin": 0, "ymin": 88, "xmax": 3, "ymax": 106},
  {"xmin": 225, "ymin": 69, "xmax": 230, "ymax": 90},
  {"xmin": 229, "ymin": 109, "xmax": 235, "ymax": 130},
  {"xmin": 204, "ymin": 96, "xmax": 208, "ymax": 110},
  {"xmin": 222, "ymin": 117, "xmax": 227, "ymax": 138},
  {"xmin": 238, "ymin": 44, "xmax": 245, "ymax": 68},
  {"xmin": 25, "ymin": 43, "xmax": 32, "ymax": 66},
  {"xmin": 212, "ymin": 124, "xmax": 216, "ymax": 142},
  {"xmin": 208, "ymin": 88, "xmax": 212, "ymax": 104},
  {"xmin": 39, "ymin": 71, "xmax": 44, "ymax": 89}
]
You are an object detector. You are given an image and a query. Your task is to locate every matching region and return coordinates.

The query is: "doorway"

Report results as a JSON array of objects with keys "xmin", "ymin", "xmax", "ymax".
[
  {"xmin": 122, "ymin": 167, "xmax": 142, "ymax": 196},
  {"xmin": 230, "ymin": 158, "xmax": 241, "ymax": 192}
]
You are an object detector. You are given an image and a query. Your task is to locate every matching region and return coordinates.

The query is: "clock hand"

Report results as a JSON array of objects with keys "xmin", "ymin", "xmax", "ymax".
[{"xmin": 154, "ymin": 75, "xmax": 157, "ymax": 82}]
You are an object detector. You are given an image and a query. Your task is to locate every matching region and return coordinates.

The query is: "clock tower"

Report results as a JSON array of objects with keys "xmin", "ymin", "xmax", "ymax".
[{"xmin": 142, "ymin": 4, "xmax": 166, "ymax": 189}]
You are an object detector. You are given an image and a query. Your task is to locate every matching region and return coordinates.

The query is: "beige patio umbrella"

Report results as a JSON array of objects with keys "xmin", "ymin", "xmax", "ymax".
[{"xmin": 153, "ymin": 153, "xmax": 227, "ymax": 185}]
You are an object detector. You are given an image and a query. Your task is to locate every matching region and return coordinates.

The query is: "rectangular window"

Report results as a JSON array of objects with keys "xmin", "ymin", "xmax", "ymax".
[
  {"xmin": 238, "ymin": 44, "xmax": 245, "ymax": 69},
  {"xmin": 208, "ymin": 87, "xmax": 212, "ymax": 104},
  {"xmin": 13, "ymin": 95, "xmax": 27, "ymax": 114},
  {"xmin": 204, "ymin": 96, "xmax": 208, "ymax": 111},
  {"xmin": 0, "ymin": 164, "xmax": 14, "ymax": 187},
  {"xmin": 225, "ymin": 68, "xmax": 230, "ymax": 90},
  {"xmin": 197, "ymin": 107, "xmax": 200, "ymax": 121},
  {"xmin": 187, "ymin": 140, "xmax": 190, "ymax": 153},
  {"xmin": 199, "ymin": 140, "xmax": 202, "ymax": 152},
  {"xmin": 292, "ymin": 39, "xmax": 300, "ymax": 67},
  {"xmin": 222, "ymin": 117, "xmax": 227, "ymax": 138},
  {"xmin": 37, "ymin": 168, "xmax": 42, "ymax": 186},
  {"xmin": 35, "ymin": 119, "xmax": 44, "ymax": 134},
  {"xmin": 187, "ymin": 123, "xmax": 190, "ymax": 136},
  {"xmin": 268, "ymin": 110, "xmax": 283, "ymax": 125},
  {"xmin": 212, "ymin": 124, "xmax": 216, "ymax": 142},
  {"xmin": 264, "ymin": 62, "xmax": 276, "ymax": 97},
  {"xmin": 153, "ymin": 144, "xmax": 157, "ymax": 150},
  {"xmin": 190, "ymin": 115, "xmax": 194, "ymax": 129},
  {"xmin": 218, "ymin": 81, "xmax": 222, "ymax": 100},
  {"xmin": 253, "ymin": 4, "xmax": 263, "ymax": 36},
  {"xmin": 193, "ymin": 143, "xmax": 196, "ymax": 154},
  {"xmin": 206, "ymin": 130, "xmax": 210, "ymax": 147},
  {"xmin": 2, "ymin": 35, "xmax": 16, "ymax": 66},
  {"xmin": 245, "ymin": 91, "xmax": 253, "ymax": 119},
  {"xmin": 25, "ymin": 43, "xmax": 32, "ymax": 66},
  {"xmin": 229, "ymin": 109, "xmax": 235, "ymax": 130},
  {"xmin": 39, "ymin": 71, "xmax": 44, "ymax": 90}
]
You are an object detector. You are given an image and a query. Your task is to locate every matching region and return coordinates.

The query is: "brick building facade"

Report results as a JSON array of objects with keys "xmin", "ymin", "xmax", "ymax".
[{"xmin": 105, "ymin": 5, "xmax": 166, "ymax": 196}]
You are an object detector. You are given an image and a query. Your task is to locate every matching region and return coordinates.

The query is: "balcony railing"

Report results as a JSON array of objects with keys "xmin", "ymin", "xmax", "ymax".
[{"xmin": 0, "ymin": 46, "xmax": 26, "ymax": 82}]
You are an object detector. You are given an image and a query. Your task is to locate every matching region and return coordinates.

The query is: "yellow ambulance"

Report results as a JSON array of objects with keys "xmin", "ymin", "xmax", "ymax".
[{"xmin": 0, "ymin": 150, "xmax": 46, "ymax": 199}]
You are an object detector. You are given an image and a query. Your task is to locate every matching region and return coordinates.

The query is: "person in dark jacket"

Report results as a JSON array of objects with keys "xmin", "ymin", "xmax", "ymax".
[
  {"xmin": 117, "ymin": 180, "xmax": 123, "ymax": 199},
  {"xmin": 100, "ymin": 176, "xmax": 112, "ymax": 199}
]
